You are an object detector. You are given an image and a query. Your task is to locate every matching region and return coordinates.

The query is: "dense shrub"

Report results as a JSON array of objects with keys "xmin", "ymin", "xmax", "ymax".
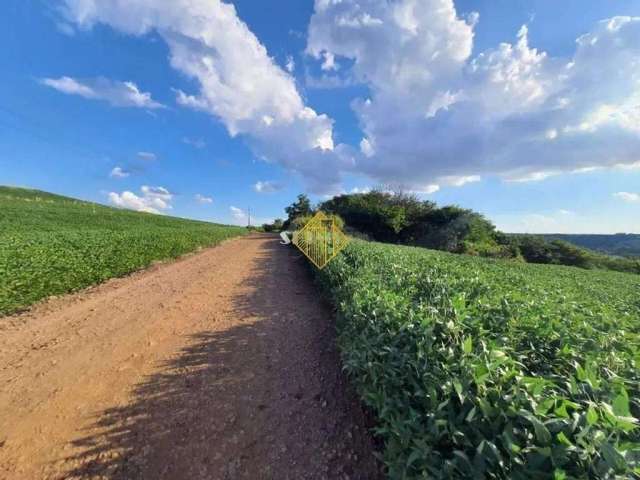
[
  {"xmin": 321, "ymin": 191, "xmax": 418, "ymax": 242},
  {"xmin": 320, "ymin": 191, "xmax": 499, "ymax": 254},
  {"xmin": 317, "ymin": 240, "xmax": 640, "ymax": 479}
]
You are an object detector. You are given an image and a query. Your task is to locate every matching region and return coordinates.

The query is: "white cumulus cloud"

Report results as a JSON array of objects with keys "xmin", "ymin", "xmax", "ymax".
[
  {"xmin": 285, "ymin": 55, "xmax": 295, "ymax": 73},
  {"xmin": 108, "ymin": 185, "xmax": 173, "ymax": 214},
  {"xmin": 61, "ymin": 1, "xmax": 640, "ymax": 194},
  {"xmin": 442, "ymin": 175, "xmax": 481, "ymax": 187},
  {"xmin": 195, "ymin": 193, "xmax": 213, "ymax": 204},
  {"xmin": 230, "ymin": 206, "xmax": 246, "ymax": 220},
  {"xmin": 109, "ymin": 166, "xmax": 129, "ymax": 178},
  {"xmin": 320, "ymin": 51, "xmax": 338, "ymax": 71},
  {"xmin": 413, "ymin": 184, "xmax": 440, "ymax": 195},
  {"xmin": 137, "ymin": 151, "xmax": 157, "ymax": 161},
  {"xmin": 614, "ymin": 192, "xmax": 640, "ymax": 203},
  {"xmin": 350, "ymin": 186, "xmax": 372, "ymax": 194},
  {"xmin": 182, "ymin": 137, "xmax": 206, "ymax": 149},
  {"xmin": 307, "ymin": 2, "xmax": 640, "ymax": 189},
  {"xmin": 229, "ymin": 205, "xmax": 272, "ymax": 226},
  {"xmin": 254, "ymin": 180, "xmax": 284, "ymax": 193},
  {"xmin": 61, "ymin": 0, "xmax": 350, "ymax": 193},
  {"xmin": 41, "ymin": 76, "xmax": 164, "ymax": 109}
]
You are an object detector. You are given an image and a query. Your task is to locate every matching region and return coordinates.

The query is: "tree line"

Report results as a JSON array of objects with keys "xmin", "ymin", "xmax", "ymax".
[{"xmin": 262, "ymin": 190, "xmax": 640, "ymax": 274}]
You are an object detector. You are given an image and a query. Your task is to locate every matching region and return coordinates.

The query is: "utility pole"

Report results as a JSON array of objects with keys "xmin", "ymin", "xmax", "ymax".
[{"xmin": 247, "ymin": 206, "xmax": 251, "ymax": 228}]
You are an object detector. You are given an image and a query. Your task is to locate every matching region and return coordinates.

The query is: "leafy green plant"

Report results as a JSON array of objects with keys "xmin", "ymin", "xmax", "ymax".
[
  {"xmin": 316, "ymin": 240, "xmax": 640, "ymax": 478},
  {"xmin": 0, "ymin": 187, "xmax": 246, "ymax": 315}
]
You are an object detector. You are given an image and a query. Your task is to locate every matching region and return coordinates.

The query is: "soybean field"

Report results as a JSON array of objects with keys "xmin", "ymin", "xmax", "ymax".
[
  {"xmin": 0, "ymin": 186, "xmax": 246, "ymax": 315},
  {"xmin": 317, "ymin": 240, "xmax": 640, "ymax": 479}
]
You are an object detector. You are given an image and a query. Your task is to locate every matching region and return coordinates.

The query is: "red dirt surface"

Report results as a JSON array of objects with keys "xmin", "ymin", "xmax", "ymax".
[{"xmin": 0, "ymin": 234, "xmax": 382, "ymax": 479}]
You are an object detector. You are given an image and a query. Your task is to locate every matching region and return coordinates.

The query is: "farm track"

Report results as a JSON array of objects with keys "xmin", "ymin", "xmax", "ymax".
[{"xmin": 0, "ymin": 234, "xmax": 381, "ymax": 480}]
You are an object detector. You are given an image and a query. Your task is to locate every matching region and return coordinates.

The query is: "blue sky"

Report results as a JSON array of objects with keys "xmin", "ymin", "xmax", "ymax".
[{"xmin": 1, "ymin": 0, "xmax": 639, "ymax": 232}]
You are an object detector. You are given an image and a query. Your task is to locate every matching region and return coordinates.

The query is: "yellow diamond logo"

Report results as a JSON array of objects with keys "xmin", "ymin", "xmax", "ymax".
[{"xmin": 292, "ymin": 211, "xmax": 349, "ymax": 269}]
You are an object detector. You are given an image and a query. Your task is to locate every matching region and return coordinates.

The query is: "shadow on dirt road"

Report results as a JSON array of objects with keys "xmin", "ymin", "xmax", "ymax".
[{"xmin": 62, "ymin": 237, "xmax": 381, "ymax": 480}]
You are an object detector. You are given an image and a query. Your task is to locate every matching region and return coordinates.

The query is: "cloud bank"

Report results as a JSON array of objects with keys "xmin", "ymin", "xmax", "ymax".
[
  {"xmin": 307, "ymin": 1, "xmax": 640, "ymax": 190},
  {"xmin": 109, "ymin": 185, "xmax": 172, "ymax": 213},
  {"xmin": 61, "ymin": 0, "xmax": 640, "ymax": 194}
]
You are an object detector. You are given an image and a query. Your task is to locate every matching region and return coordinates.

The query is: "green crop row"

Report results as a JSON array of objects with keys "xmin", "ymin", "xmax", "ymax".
[
  {"xmin": 0, "ymin": 187, "xmax": 246, "ymax": 315},
  {"xmin": 316, "ymin": 240, "xmax": 640, "ymax": 478}
]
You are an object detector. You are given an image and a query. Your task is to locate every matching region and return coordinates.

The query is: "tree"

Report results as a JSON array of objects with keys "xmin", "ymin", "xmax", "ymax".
[
  {"xmin": 283, "ymin": 194, "xmax": 313, "ymax": 229},
  {"xmin": 412, "ymin": 207, "xmax": 496, "ymax": 252},
  {"xmin": 515, "ymin": 235, "xmax": 555, "ymax": 264},
  {"xmin": 320, "ymin": 190, "xmax": 504, "ymax": 254},
  {"xmin": 321, "ymin": 190, "xmax": 431, "ymax": 242},
  {"xmin": 262, "ymin": 218, "xmax": 284, "ymax": 232},
  {"xmin": 548, "ymin": 240, "xmax": 592, "ymax": 268}
]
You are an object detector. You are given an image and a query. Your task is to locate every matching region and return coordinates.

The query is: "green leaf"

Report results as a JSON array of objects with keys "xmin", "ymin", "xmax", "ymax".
[
  {"xmin": 536, "ymin": 398, "xmax": 555, "ymax": 416},
  {"xmin": 556, "ymin": 431, "xmax": 573, "ymax": 447},
  {"xmin": 601, "ymin": 402, "xmax": 638, "ymax": 432},
  {"xmin": 406, "ymin": 448, "xmax": 423, "ymax": 468},
  {"xmin": 613, "ymin": 388, "xmax": 631, "ymax": 417},
  {"xmin": 452, "ymin": 450, "xmax": 473, "ymax": 473},
  {"xmin": 586, "ymin": 406, "xmax": 598, "ymax": 426},
  {"xmin": 453, "ymin": 380, "xmax": 464, "ymax": 402},
  {"xmin": 601, "ymin": 442, "xmax": 627, "ymax": 473},
  {"xmin": 554, "ymin": 469, "xmax": 567, "ymax": 480},
  {"xmin": 490, "ymin": 349, "xmax": 507, "ymax": 360},
  {"xmin": 465, "ymin": 406, "xmax": 477, "ymax": 423},
  {"xmin": 519, "ymin": 410, "xmax": 552, "ymax": 446},
  {"xmin": 463, "ymin": 336, "xmax": 473, "ymax": 354}
]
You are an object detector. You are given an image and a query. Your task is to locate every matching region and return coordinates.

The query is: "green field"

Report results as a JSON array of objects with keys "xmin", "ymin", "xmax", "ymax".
[
  {"xmin": 0, "ymin": 186, "xmax": 246, "ymax": 315},
  {"xmin": 317, "ymin": 241, "xmax": 640, "ymax": 478}
]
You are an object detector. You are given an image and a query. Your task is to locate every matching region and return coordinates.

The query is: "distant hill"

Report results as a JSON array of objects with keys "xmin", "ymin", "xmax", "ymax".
[{"xmin": 535, "ymin": 234, "xmax": 640, "ymax": 257}]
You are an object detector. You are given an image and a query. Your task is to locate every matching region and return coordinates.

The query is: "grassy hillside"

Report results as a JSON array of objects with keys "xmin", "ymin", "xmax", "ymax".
[
  {"xmin": 537, "ymin": 233, "xmax": 640, "ymax": 257},
  {"xmin": 316, "ymin": 240, "xmax": 640, "ymax": 478},
  {"xmin": 0, "ymin": 186, "xmax": 246, "ymax": 315}
]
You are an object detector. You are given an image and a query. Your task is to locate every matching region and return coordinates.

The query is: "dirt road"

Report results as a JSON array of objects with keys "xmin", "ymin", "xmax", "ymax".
[{"xmin": 0, "ymin": 234, "xmax": 381, "ymax": 479}]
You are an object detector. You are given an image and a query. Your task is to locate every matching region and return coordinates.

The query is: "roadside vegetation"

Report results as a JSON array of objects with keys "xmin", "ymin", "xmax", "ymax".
[
  {"xmin": 316, "ymin": 240, "xmax": 640, "ymax": 478},
  {"xmin": 0, "ymin": 186, "xmax": 246, "ymax": 315}
]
